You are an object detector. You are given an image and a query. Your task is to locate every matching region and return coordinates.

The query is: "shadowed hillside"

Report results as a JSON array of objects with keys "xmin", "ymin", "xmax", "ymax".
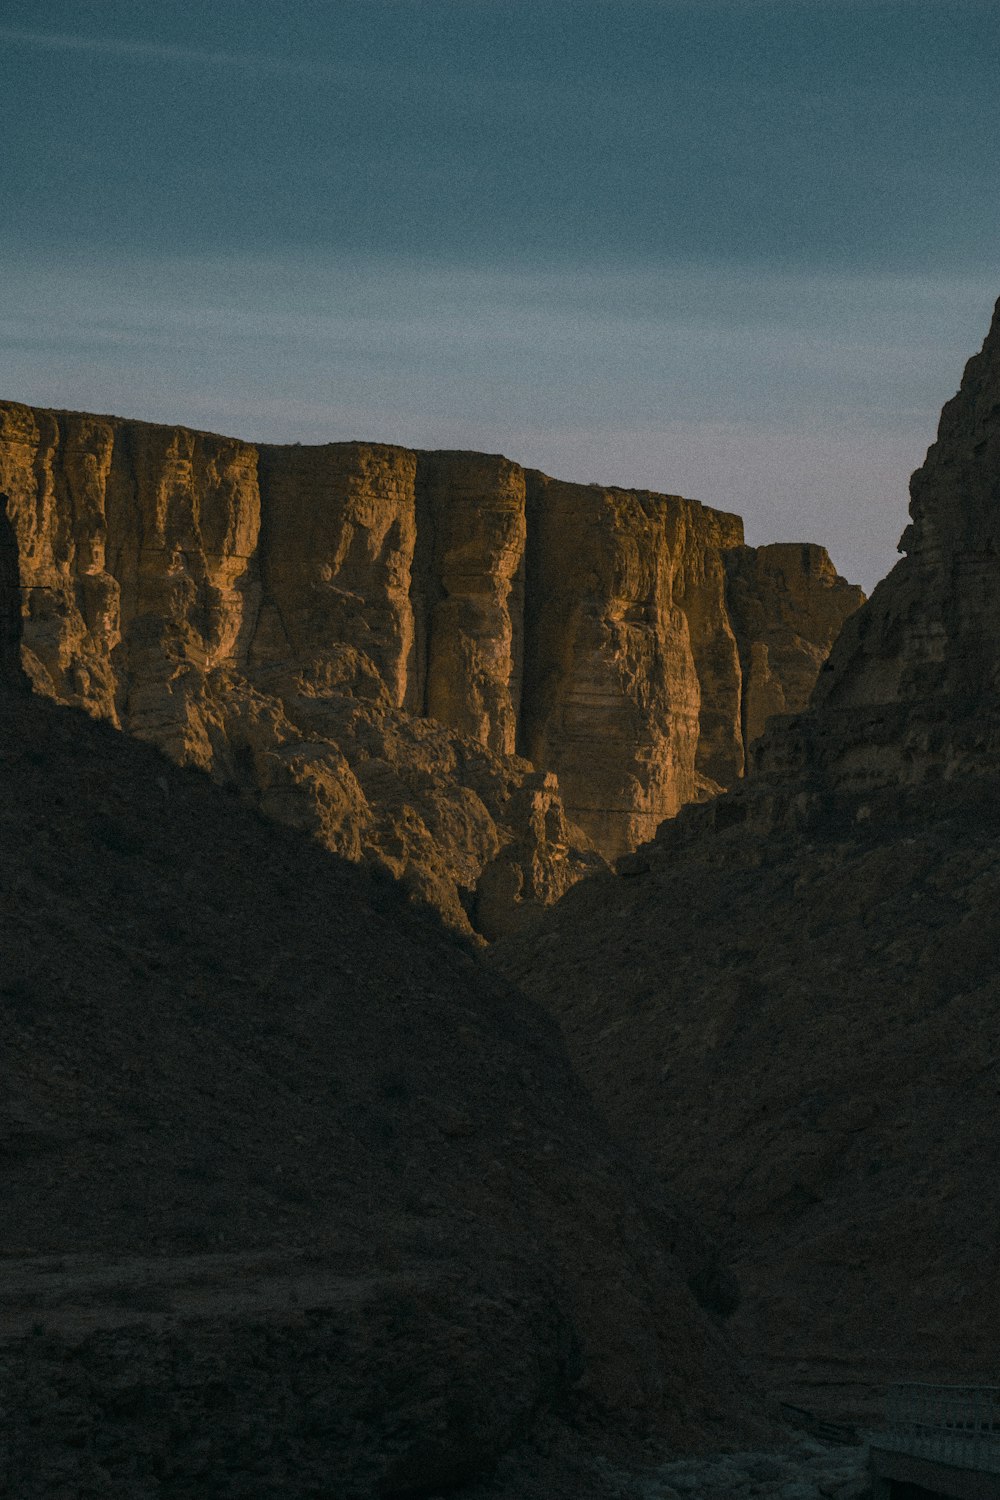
[
  {"xmin": 493, "ymin": 296, "xmax": 1000, "ymax": 1421},
  {"xmin": 0, "ymin": 688, "xmax": 763, "ymax": 1497}
]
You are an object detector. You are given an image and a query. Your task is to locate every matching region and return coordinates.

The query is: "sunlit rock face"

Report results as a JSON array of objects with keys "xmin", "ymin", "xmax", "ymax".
[
  {"xmin": 0, "ymin": 494, "xmax": 28, "ymax": 695},
  {"xmin": 724, "ymin": 543, "xmax": 867, "ymax": 752},
  {"xmin": 0, "ymin": 401, "xmax": 861, "ymax": 932},
  {"xmin": 518, "ymin": 475, "xmax": 739, "ymax": 858}
]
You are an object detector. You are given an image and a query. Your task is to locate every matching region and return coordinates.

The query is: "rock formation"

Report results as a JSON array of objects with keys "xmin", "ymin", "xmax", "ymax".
[
  {"xmin": 0, "ymin": 401, "xmax": 862, "ymax": 934},
  {"xmin": 724, "ymin": 543, "xmax": 867, "ymax": 754},
  {"xmin": 0, "ymin": 688, "xmax": 766, "ymax": 1498},
  {"xmin": 0, "ymin": 497, "xmax": 28, "ymax": 694},
  {"xmin": 493, "ymin": 295, "xmax": 1000, "ymax": 1419},
  {"xmin": 742, "ymin": 292, "xmax": 1000, "ymax": 804}
]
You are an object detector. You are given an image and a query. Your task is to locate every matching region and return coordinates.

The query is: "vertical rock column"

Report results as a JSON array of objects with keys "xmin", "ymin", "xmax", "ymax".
[
  {"xmin": 725, "ymin": 543, "xmax": 865, "ymax": 750},
  {"xmin": 673, "ymin": 503, "xmax": 746, "ymax": 791},
  {"xmin": 0, "ymin": 405, "xmax": 123, "ymax": 717},
  {"xmin": 0, "ymin": 494, "xmax": 28, "ymax": 694},
  {"xmin": 412, "ymin": 452, "xmax": 527, "ymax": 755},
  {"xmin": 519, "ymin": 475, "xmax": 704, "ymax": 859},
  {"xmin": 253, "ymin": 443, "xmax": 418, "ymax": 702},
  {"xmin": 116, "ymin": 424, "xmax": 262, "ymax": 762}
]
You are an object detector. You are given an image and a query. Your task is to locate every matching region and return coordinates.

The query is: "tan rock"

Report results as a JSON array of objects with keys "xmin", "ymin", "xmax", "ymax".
[
  {"xmin": 0, "ymin": 497, "xmax": 28, "ymax": 695},
  {"xmin": 725, "ymin": 543, "xmax": 866, "ymax": 751},
  {"xmin": 0, "ymin": 400, "xmax": 861, "ymax": 932},
  {"xmin": 519, "ymin": 477, "xmax": 739, "ymax": 856},
  {"xmin": 744, "ymin": 294, "xmax": 1000, "ymax": 800},
  {"xmin": 412, "ymin": 450, "xmax": 526, "ymax": 755},
  {"xmin": 253, "ymin": 442, "xmax": 416, "ymax": 703}
]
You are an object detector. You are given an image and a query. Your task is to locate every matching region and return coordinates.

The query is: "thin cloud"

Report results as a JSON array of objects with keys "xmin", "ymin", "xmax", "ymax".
[{"xmin": 0, "ymin": 26, "xmax": 341, "ymax": 77}]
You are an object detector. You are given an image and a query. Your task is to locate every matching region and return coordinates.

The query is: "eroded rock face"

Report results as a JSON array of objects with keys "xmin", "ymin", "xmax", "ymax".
[
  {"xmin": 725, "ymin": 543, "xmax": 866, "ymax": 753},
  {"xmin": 0, "ymin": 498, "xmax": 28, "ymax": 695},
  {"xmin": 492, "ymin": 296, "xmax": 1000, "ymax": 1415},
  {"xmin": 0, "ymin": 401, "xmax": 861, "ymax": 931},
  {"xmin": 749, "ymin": 294, "xmax": 1000, "ymax": 799},
  {"xmin": 412, "ymin": 450, "xmax": 528, "ymax": 755},
  {"xmin": 819, "ymin": 299, "xmax": 1000, "ymax": 719},
  {"xmin": 520, "ymin": 477, "xmax": 739, "ymax": 857}
]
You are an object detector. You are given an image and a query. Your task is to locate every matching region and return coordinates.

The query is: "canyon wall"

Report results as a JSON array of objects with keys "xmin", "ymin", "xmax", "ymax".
[
  {"xmin": 493, "ymin": 296, "xmax": 1000, "ymax": 1412},
  {"xmin": 747, "ymin": 294, "xmax": 1000, "ymax": 802},
  {"xmin": 0, "ymin": 401, "xmax": 862, "ymax": 933}
]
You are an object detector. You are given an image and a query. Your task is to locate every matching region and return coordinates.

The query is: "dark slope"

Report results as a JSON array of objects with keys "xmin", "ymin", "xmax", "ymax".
[
  {"xmin": 0, "ymin": 692, "xmax": 759, "ymax": 1498},
  {"xmin": 492, "ymin": 299, "xmax": 1000, "ymax": 1420},
  {"xmin": 494, "ymin": 775, "xmax": 1000, "ymax": 1415}
]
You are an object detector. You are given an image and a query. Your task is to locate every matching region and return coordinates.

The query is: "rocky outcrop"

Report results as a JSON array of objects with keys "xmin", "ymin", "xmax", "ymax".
[
  {"xmin": 746, "ymin": 295, "xmax": 1000, "ymax": 802},
  {"xmin": 818, "ymin": 299, "xmax": 1000, "ymax": 724},
  {"xmin": 725, "ymin": 543, "xmax": 866, "ymax": 754},
  {"xmin": 0, "ymin": 498, "xmax": 27, "ymax": 694},
  {"xmin": 0, "ymin": 691, "xmax": 766, "ymax": 1496},
  {"xmin": 492, "ymin": 296, "xmax": 1000, "ymax": 1417},
  {"xmin": 519, "ymin": 476, "xmax": 741, "ymax": 857},
  {"xmin": 0, "ymin": 402, "xmax": 861, "ymax": 931}
]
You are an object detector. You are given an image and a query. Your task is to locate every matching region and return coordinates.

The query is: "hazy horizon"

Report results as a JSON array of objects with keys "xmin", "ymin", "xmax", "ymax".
[{"xmin": 4, "ymin": 0, "xmax": 1000, "ymax": 592}]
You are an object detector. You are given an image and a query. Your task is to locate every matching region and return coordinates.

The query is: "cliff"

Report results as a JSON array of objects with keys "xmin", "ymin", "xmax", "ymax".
[
  {"xmin": 0, "ymin": 402, "xmax": 862, "ymax": 934},
  {"xmin": 747, "ymin": 292, "xmax": 1000, "ymax": 800},
  {"xmin": 493, "ymin": 296, "xmax": 1000, "ymax": 1417}
]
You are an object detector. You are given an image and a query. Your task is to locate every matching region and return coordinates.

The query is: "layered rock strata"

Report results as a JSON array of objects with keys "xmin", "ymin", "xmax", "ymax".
[
  {"xmin": 493, "ymin": 295, "xmax": 1000, "ymax": 1414},
  {"xmin": 0, "ymin": 402, "xmax": 861, "ymax": 931}
]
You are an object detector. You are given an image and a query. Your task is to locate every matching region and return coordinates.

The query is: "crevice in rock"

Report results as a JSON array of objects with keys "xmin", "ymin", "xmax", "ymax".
[
  {"xmin": 515, "ymin": 469, "xmax": 547, "ymax": 762},
  {"xmin": 106, "ymin": 420, "xmax": 140, "ymax": 721},
  {"xmin": 249, "ymin": 445, "xmax": 294, "ymax": 665},
  {"xmin": 409, "ymin": 452, "xmax": 445, "ymax": 717},
  {"xmin": 722, "ymin": 546, "xmax": 753, "ymax": 769},
  {"xmin": 0, "ymin": 493, "xmax": 28, "ymax": 694}
]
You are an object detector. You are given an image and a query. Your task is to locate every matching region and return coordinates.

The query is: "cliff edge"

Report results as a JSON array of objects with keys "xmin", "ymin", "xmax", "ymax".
[{"xmin": 0, "ymin": 403, "xmax": 862, "ymax": 935}]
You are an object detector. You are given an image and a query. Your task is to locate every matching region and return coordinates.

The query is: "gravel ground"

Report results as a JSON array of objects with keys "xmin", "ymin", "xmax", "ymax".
[
  {"xmin": 459, "ymin": 1421, "xmax": 872, "ymax": 1499},
  {"xmin": 612, "ymin": 1437, "xmax": 870, "ymax": 1499}
]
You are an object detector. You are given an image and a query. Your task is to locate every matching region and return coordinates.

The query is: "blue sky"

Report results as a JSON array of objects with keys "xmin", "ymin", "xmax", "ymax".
[{"xmin": 3, "ymin": 1, "xmax": 999, "ymax": 589}]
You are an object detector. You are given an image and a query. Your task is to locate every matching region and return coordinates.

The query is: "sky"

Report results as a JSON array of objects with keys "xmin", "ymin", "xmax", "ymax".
[{"xmin": 2, "ymin": 1, "xmax": 999, "ymax": 591}]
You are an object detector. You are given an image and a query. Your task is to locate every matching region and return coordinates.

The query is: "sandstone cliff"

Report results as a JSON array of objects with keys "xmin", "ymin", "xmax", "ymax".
[
  {"xmin": 493, "ymin": 295, "xmax": 1000, "ymax": 1418},
  {"xmin": 0, "ymin": 402, "xmax": 861, "ymax": 932}
]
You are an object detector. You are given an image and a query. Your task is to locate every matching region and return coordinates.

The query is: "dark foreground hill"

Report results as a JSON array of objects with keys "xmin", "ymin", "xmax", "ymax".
[
  {"xmin": 493, "ymin": 297, "xmax": 1000, "ymax": 1421},
  {"xmin": 494, "ymin": 773, "xmax": 1000, "ymax": 1417},
  {"xmin": 0, "ymin": 690, "xmax": 762, "ymax": 1498}
]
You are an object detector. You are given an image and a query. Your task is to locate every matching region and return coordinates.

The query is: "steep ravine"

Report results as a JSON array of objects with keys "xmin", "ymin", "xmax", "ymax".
[{"xmin": 0, "ymin": 402, "xmax": 862, "ymax": 933}]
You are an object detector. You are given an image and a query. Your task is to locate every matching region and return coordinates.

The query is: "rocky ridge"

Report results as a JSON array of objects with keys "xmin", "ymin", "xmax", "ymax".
[
  {"xmin": 0, "ymin": 402, "xmax": 862, "ymax": 935},
  {"xmin": 745, "ymin": 288, "xmax": 1000, "ymax": 809},
  {"xmin": 493, "ymin": 296, "xmax": 1000, "ymax": 1417}
]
